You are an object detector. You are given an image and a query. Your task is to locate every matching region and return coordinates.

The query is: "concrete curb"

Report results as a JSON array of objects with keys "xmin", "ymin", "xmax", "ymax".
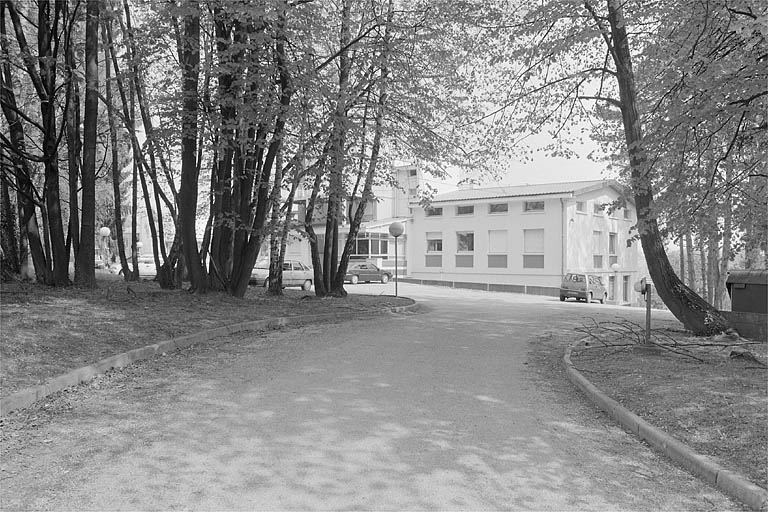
[
  {"xmin": 563, "ymin": 339, "xmax": 768, "ymax": 512},
  {"xmin": 0, "ymin": 298, "xmax": 418, "ymax": 417}
]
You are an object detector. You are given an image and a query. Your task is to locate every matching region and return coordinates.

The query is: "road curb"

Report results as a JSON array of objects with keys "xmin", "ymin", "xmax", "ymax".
[
  {"xmin": 563, "ymin": 339, "xmax": 768, "ymax": 512},
  {"xmin": 0, "ymin": 298, "xmax": 418, "ymax": 417}
]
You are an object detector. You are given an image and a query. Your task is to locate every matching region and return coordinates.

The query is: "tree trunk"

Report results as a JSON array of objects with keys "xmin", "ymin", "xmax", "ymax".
[
  {"xmin": 74, "ymin": 0, "xmax": 99, "ymax": 288},
  {"xmin": 64, "ymin": 0, "xmax": 81, "ymax": 264},
  {"xmin": 305, "ymin": 169, "xmax": 327, "ymax": 297},
  {"xmin": 0, "ymin": 166, "xmax": 20, "ymax": 275},
  {"xmin": 330, "ymin": 0, "xmax": 394, "ymax": 296},
  {"xmin": 600, "ymin": 0, "xmax": 729, "ymax": 335},
  {"xmin": 37, "ymin": 2, "xmax": 69, "ymax": 285},
  {"xmin": 698, "ymin": 235, "xmax": 708, "ymax": 301},
  {"xmin": 0, "ymin": 6, "xmax": 50, "ymax": 283},
  {"xmin": 177, "ymin": 2, "xmax": 207, "ymax": 293},
  {"xmin": 323, "ymin": 0, "xmax": 352, "ymax": 295},
  {"xmin": 102, "ymin": 21, "xmax": 131, "ymax": 281},
  {"xmin": 678, "ymin": 236, "xmax": 685, "ymax": 284},
  {"xmin": 685, "ymin": 232, "xmax": 696, "ymax": 291}
]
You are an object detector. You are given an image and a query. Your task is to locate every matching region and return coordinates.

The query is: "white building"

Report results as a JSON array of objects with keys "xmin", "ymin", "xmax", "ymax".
[{"xmin": 406, "ymin": 180, "xmax": 641, "ymax": 304}]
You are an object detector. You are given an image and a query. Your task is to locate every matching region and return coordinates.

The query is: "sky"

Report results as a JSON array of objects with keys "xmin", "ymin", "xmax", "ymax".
[{"xmin": 430, "ymin": 138, "xmax": 615, "ymax": 195}]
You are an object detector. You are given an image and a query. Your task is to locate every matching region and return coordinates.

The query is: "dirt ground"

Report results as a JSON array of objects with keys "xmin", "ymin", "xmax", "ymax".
[{"xmin": 1, "ymin": 276, "xmax": 766, "ymax": 495}]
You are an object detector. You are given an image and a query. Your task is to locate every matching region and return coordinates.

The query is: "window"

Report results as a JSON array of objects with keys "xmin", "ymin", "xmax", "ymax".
[
  {"xmin": 456, "ymin": 205, "xmax": 474, "ymax": 215},
  {"xmin": 576, "ymin": 201, "xmax": 586, "ymax": 213},
  {"xmin": 409, "ymin": 169, "xmax": 417, "ymax": 177},
  {"xmin": 457, "ymin": 231, "xmax": 474, "ymax": 252},
  {"xmin": 608, "ymin": 232, "xmax": 618, "ymax": 266},
  {"xmin": 593, "ymin": 202, "xmax": 604, "ymax": 215},
  {"xmin": 524, "ymin": 201, "xmax": 545, "ymax": 212},
  {"xmin": 489, "ymin": 203, "xmax": 508, "ymax": 214},
  {"xmin": 523, "ymin": 229, "xmax": 544, "ymax": 268},
  {"xmin": 593, "ymin": 230, "xmax": 603, "ymax": 268},
  {"xmin": 350, "ymin": 233, "xmax": 389, "ymax": 259},
  {"xmin": 409, "ymin": 188, "xmax": 418, "ymax": 197},
  {"xmin": 622, "ymin": 275, "xmax": 630, "ymax": 302},
  {"xmin": 608, "ymin": 275, "xmax": 616, "ymax": 301},
  {"xmin": 624, "ymin": 208, "xmax": 632, "ymax": 220},
  {"xmin": 488, "ymin": 230, "xmax": 508, "ymax": 268},
  {"xmin": 426, "ymin": 232, "xmax": 443, "ymax": 252},
  {"xmin": 456, "ymin": 232, "xmax": 475, "ymax": 267},
  {"xmin": 425, "ymin": 206, "xmax": 443, "ymax": 217}
]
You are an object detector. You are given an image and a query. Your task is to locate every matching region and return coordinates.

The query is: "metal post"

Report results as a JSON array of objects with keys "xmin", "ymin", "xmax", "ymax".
[
  {"xmin": 645, "ymin": 283, "xmax": 651, "ymax": 344},
  {"xmin": 394, "ymin": 236, "xmax": 398, "ymax": 297}
]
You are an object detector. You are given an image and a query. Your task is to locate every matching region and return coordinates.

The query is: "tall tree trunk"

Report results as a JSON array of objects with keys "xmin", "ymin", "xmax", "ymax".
[
  {"xmin": 64, "ymin": 0, "xmax": 81, "ymax": 263},
  {"xmin": 267, "ymin": 150, "xmax": 285, "ymax": 295},
  {"xmin": 177, "ymin": 2, "xmax": 207, "ymax": 292},
  {"xmin": 592, "ymin": 0, "xmax": 730, "ymax": 335},
  {"xmin": 331, "ymin": 0, "xmax": 394, "ymax": 296},
  {"xmin": 323, "ymin": 0, "xmax": 352, "ymax": 294},
  {"xmin": 0, "ymin": 6, "xmax": 50, "ymax": 283},
  {"xmin": 0, "ymin": 162, "xmax": 20, "ymax": 275},
  {"xmin": 685, "ymin": 232, "xmax": 696, "ymax": 291},
  {"xmin": 716, "ymin": 175, "xmax": 733, "ymax": 309},
  {"xmin": 74, "ymin": 0, "xmax": 99, "ymax": 287},
  {"xmin": 37, "ymin": 2, "xmax": 69, "ymax": 285},
  {"xmin": 102, "ymin": 21, "xmax": 131, "ymax": 281},
  {"xmin": 305, "ymin": 168, "xmax": 327, "ymax": 297},
  {"xmin": 678, "ymin": 236, "xmax": 685, "ymax": 284},
  {"xmin": 698, "ymin": 235, "xmax": 708, "ymax": 301}
]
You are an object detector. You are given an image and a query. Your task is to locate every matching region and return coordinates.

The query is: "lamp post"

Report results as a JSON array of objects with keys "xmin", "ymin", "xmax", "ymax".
[
  {"xmin": 610, "ymin": 262, "xmax": 619, "ymax": 303},
  {"xmin": 388, "ymin": 221, "xmax": 404, "ymax": 297}
]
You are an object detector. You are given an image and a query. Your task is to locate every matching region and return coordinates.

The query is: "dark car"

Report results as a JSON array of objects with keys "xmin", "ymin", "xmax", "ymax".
[
  {"xmin": 345, "ymin": 262, "xmax": 391, "ymax": 285},
  {"xmin": 559, "ymin": 272, "xmax": 607, "ymax": 303}
]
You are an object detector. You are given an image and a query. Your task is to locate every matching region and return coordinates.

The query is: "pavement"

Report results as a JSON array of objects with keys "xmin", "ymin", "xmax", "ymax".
[{"xmin": 1, "ymin": 283, "xmax": 766, "ymax": 510}]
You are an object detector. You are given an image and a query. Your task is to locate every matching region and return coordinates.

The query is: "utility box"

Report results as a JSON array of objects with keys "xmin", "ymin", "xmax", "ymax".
[{"xmin": 726, "ymin": 270, "xmax": 768, "ymax": 314}]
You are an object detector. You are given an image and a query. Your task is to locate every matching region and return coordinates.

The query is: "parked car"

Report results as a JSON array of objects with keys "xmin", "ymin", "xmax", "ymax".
[
  {"xmin": 250, "ymin": 260, "xmax": 314, "ymax": 290},
  {"xmin": 345, "ymin": 262, "xmax": 391, "ymax": 285},
  {"xmin": 559, "ymin": 272, "xmax": 607, "ymax": 303}
]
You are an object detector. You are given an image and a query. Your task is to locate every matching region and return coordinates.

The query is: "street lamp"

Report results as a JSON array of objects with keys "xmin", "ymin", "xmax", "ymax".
[
  {"xmin": 388, "ymin": 221, "xmax": 404, "ymax": 297},
  {"xmin": 611, "ymin": 262, "xmax": 619, "ymax": 302}
]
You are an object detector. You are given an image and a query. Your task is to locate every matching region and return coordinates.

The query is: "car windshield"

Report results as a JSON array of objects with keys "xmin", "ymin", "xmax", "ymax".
[{"xmin": 567, "ymin": 274, "xmax": 585, "ymax": 282}]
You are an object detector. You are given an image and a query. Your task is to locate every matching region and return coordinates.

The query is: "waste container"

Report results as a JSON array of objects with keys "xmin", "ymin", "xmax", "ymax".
[{"xmin": 726, "ymin": 270, "xmax": 767, "ymax": 315}]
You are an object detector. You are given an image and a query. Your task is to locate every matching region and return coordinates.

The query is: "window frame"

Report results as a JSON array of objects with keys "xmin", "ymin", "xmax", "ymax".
[
  {"xmin": 489, "ymin": 202, "xmax": 509, "ymax": 214},
  {"xmin": 456, "ymin": 205, "xmax": 475, "ymax": 216},
  {"xmin": 426, "ymin": 231, "xmax": 443, "ymax": 253},
  {"xmin": 456, "ymin": 231, "xmax": 475, "ymax": 253},
  {"xmin": 425, "ymin": 206, "xmax": 443, "ymax": 217},
  {"xmin": 575, "ymin": 201, "xmax": 586, "ymax": 213},
  {"xmin": 523, "ymin": 200, "xmax": 545, "ymax": 213},
  {"xmin": 522, "ymin": 228, "xmax": 545, "ymax": 269}
]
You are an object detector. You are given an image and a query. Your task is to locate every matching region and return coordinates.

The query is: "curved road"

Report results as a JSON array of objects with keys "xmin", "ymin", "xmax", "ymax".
[{"xmin": 1, "ymin": 284, "xmax": 739, "ymax": 510}]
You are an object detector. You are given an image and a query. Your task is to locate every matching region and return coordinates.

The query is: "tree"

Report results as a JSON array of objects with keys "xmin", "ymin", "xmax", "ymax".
[
  {"xmin": 472, "ymin": 0, "xmax": 762, "ymax": 334},
  {"xmin": 74, "ymin": 0, "xmax": 100, "ymax": 287}
]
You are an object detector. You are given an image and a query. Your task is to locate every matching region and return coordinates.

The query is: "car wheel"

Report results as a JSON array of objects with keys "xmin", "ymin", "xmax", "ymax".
[
  {"xmin": 381, "ymin": 274, "xmax": 390, "ymax": 284},
  {"xmin": 588, "ymin": 292, "xmax": 593, "ymax": 303},
  {"xmin": 302, "ymin": 280, "xmax": 312, "ymax": 291},
  {"xmin": 350, "ymin": 275, "xmax": 359, "ymax": 285},
  {"xmin": 559, "ymin": 295, "xmax": 565, "ymax": 302}
]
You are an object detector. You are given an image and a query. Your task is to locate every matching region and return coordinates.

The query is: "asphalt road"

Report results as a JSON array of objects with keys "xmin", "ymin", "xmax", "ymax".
[{"xmin": 1, "ymin": 284, "xmax": 740, "ymax": 511}]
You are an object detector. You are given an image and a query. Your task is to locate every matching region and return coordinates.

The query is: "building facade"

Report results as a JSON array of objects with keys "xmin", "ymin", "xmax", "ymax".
[{"xmin": 407, "ymin": 180, "xmax": 641, "ymax": 304}]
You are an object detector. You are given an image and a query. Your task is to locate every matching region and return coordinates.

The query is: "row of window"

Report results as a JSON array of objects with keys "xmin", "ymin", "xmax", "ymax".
[
  {"xmin": 426, "ymin": 201, "xmax": 544, "ymax": 217},
  {"xmin": 424, "ymin": 229, "xmax": 621, "ymax": 270},
  {"xmin": 426, "ymin": 229, "xmax": 546, "ymax": 269},
  {"xmin": 425, "ymin": 201, "xmax": 632, "ymax": 219}
]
